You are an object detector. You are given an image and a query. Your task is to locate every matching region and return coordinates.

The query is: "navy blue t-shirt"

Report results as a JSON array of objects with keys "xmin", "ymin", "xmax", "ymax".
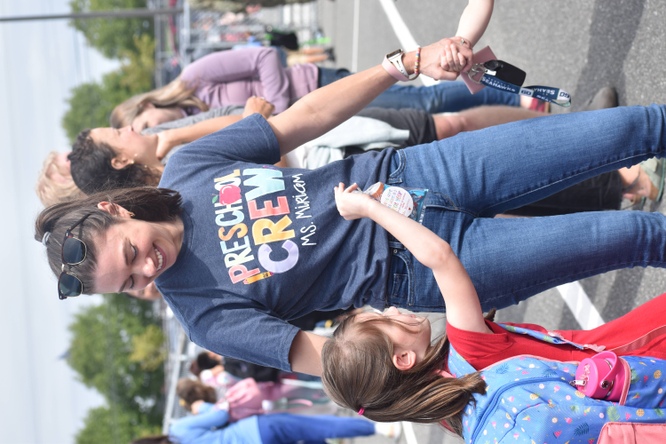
[{"xmin": 157, "ymin": 115, "xmax": 393, "ymax": 371}]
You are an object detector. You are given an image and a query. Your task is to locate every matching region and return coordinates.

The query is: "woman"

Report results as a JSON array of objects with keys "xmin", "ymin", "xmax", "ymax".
[
  {"xmin": 132, "ymin": 401, "xmax": 400, "ymax": 443},
  {"xmin": 72, "ymin": 94, "xmax": 659, "ymax": 215},
  {"xmin": 110, "ymin": 3, "xmax": 534, "ymax": 129},
  {"xmin": 35, "ymin": 21, "xmax": 666, "ymax": 376},
  {"xmin": 69, "ymin": 104, "xmax": 257, "ymax": 195},
  {"xmin": 321, "ymin": 183, "xmax": 666, "ymax": 441},
  {"xmin": 73, "ymin": 104, "xmax": 550, "ymax": 194},
  {"xmin": 111, "ymin": 52, "xmax": 533, "ymax": 129},
  {"xmin": 35, "ymin": 103, "xmax": 257, "ymax": 206},
  {"xmin": 110, "ymin": 46, "xmax": 535, "ymax": 129}
]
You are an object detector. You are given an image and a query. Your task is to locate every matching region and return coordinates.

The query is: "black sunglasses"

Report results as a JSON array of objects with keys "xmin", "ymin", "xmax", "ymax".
[{"xmin": 58, "ymin": 213, "xmax": 92, "ymax": 300}]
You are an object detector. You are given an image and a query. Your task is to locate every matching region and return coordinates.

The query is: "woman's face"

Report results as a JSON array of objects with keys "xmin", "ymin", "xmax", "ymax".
[
  {"xmin": 131, "ymin": 105, "xmax": 183, "ymax": 131},
  {"xmin": 356, "ymin": 306, "xmax": 432, "ymax": 363},
  {"xmin": 89, "ymin": 126, "xmax": 161, "ymax": 169},
  {"xmin": 92, "ymin": 216, "xmax": 183, "ymax": 294}
]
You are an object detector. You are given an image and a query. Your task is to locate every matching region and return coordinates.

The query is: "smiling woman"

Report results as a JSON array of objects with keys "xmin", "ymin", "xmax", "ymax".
[
  {"xmin": 33, "ymin": 18, "xmax": 666, "ymax": 382},
  {"xmin": 35, "ymin": 187, "xmax": 183, "ymax": 297},
  {"xmin": 64, "ymin": 104, "xmax": 256, "ymax": 197},
  {"xmin": 69, "ymin": 128, "xmax": 164, "ymax": 194},
  {"xmin": 90, "ymin": 126, "xmax": 162, "ymax": 169},
  {"xmin": 92, "ymin": 202, "xmax": 183, "ymax": 294}
]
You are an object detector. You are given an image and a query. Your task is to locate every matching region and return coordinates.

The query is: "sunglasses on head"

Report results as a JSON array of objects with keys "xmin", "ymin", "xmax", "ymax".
[{"xmin": 58, "ymin": 213, "xmax": 92, "ymax": 300}]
